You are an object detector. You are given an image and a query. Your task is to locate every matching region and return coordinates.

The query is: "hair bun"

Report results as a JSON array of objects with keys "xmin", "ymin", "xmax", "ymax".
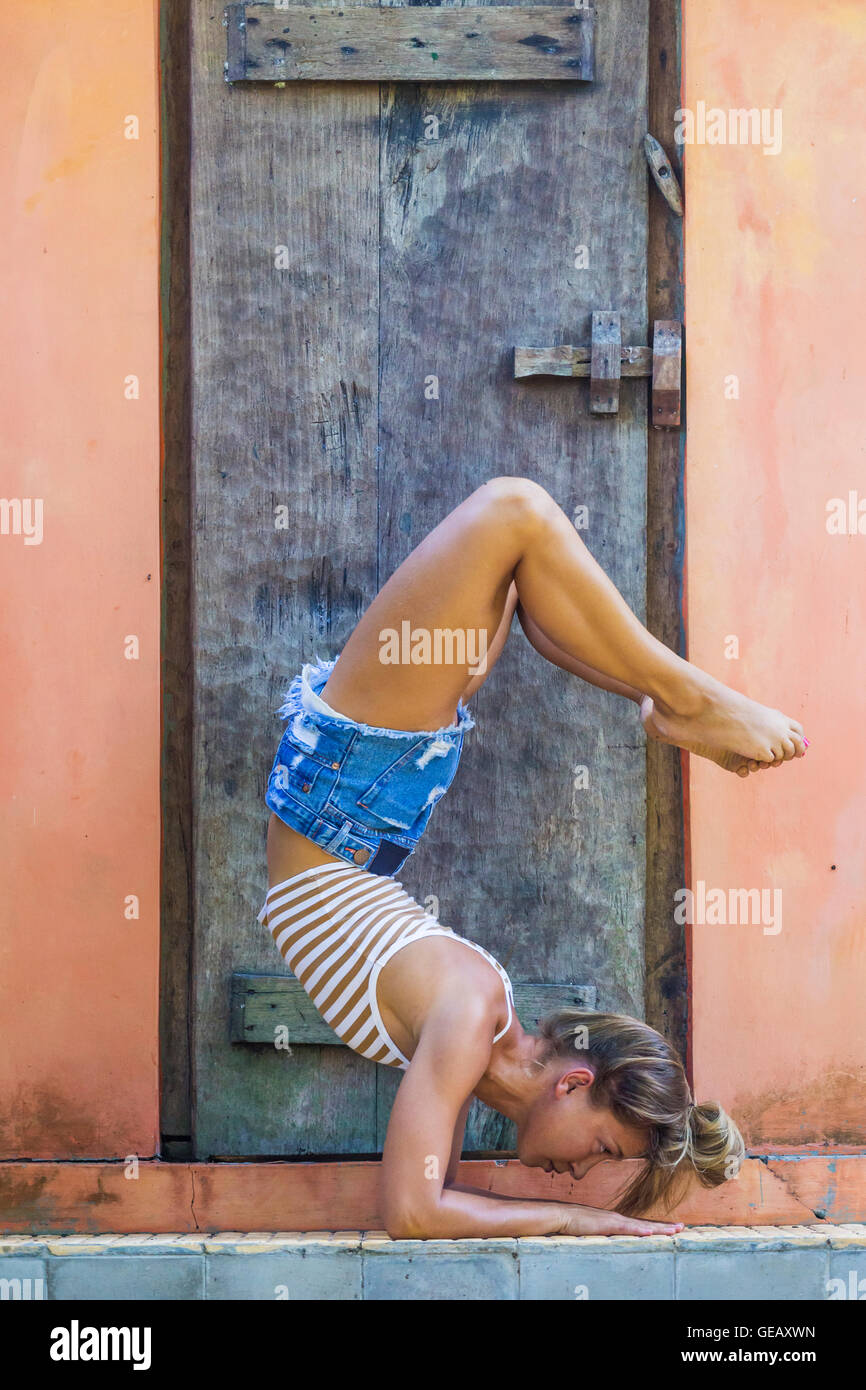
[{"xmin": 686, "ymin": 1100, "xmax": 746, "ymax": 1188}]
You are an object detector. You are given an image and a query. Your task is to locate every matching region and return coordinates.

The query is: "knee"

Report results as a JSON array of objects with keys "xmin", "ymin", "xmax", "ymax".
[{"xmin": 475, "ymin": 475, "xmax": 556, "ymax": 536}]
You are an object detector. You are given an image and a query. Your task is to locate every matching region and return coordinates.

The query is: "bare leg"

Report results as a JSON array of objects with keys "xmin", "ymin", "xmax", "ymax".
[
  {"xmin": 320, "ymin": 483, "xmax": 531, "ymax": 730},
  {"xmin": 320, "ymin": 477, "xmax": 806, "ymax": 774},
  {"xmin": 458, "ymin": 581, "xmax": 520, "ymax": 701},
  {"xmin": 513, "ymin": 599, "xmax": 790, "ymax": 776},
  {"xmin": 458, "ymin": 583, "xmax": 642, "ymax": 705},
  {"xmin": 515, "ymin": 597, "xmax": 645, "ymax": 703}
]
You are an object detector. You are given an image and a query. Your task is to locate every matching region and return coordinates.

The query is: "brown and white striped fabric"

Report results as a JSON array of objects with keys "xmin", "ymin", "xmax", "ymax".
[{"xmin": 257, "ymin": 860, "xmax": 514, "ymax": 1070}]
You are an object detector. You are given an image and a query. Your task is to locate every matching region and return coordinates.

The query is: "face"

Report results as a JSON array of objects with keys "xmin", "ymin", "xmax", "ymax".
[{"xmin": 516, "ymin": 1064, "xmax": 648, "ymax": 1180}]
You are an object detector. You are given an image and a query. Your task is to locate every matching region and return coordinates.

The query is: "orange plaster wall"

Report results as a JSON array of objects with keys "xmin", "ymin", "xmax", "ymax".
[
  {"xmin": 0, "ymin": 2, "xmax": 161, "ymax": 1157},
  {"xmin": 684, "ymin": 1, "xmax": 866, "ymax": 1145},
  {"xmin": 2, "ymin": 0, "xmax": 862, "ymax": 1171}
]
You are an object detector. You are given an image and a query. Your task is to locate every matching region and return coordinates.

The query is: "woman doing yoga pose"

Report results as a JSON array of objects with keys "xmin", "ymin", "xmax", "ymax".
[{"xmin": 258, "ymin": 477, "xmax": 807, "ymax": 1239}]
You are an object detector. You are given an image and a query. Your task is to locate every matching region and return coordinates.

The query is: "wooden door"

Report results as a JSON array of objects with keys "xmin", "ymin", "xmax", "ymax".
[{"xmin": 181, "ymin": 0, "xmax": 673, "ymax": 1160}]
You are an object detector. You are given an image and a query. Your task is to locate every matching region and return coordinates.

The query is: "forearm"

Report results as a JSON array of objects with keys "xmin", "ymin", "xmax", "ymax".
[
  {"xmin": 396, "ymin": 1186, "xmax": 571, "ymax": 1239},
  {"xmin": 394, "ymin": 1185, "xmax": 683, "ymax": 1241},
  {"xmin": 444, "ymin": 1181, "xmax": 564, "ymax": 1206}
]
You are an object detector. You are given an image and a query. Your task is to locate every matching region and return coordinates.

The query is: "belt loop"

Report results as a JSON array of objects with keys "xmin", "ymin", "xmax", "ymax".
[{"xmin": 323, "ymin": 820, "xmax": 351, "ymax": 852}]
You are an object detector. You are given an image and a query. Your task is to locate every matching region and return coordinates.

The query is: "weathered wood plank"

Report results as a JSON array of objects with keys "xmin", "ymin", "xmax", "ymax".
[
  {"xmin": 160, "ymin": 0, "xmax": 195, "ymax": 1155},
  {"xmin": 225, "ymin": 3, "xmax": 596, "ymax": 82},
  {"xmin": 376, "ymin": 0, "xmax": 648, "ymax": 1152},
  {"xmin": 190, "ymin": 0, "xmax": 382, "ymax": 1157},
  {"xmin": 230, "ymin": 974, "xmax": 598, "ymax": 1044},
  {"xmin": 644, "ymin": 0, "xmax": 687, "ymax": 1065}
]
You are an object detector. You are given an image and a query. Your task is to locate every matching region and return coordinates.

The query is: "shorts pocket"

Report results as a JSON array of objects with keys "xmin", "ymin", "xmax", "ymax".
[
  {"xmin": 271, "ymin": 746, "xmax": 340, "ymax": 807},
  {"xmin": 283, "ymin": 711, "xmax": 347, "ymax": 768},
  {"xmin": 356, "ymin": 736, "xmax": 461, "ymax": 832}
]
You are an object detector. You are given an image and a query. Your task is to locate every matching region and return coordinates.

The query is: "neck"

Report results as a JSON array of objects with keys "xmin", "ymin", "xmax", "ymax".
[{"xmin": 473, "ymin": 1025, "xmax": 549, "ymax": 1124}]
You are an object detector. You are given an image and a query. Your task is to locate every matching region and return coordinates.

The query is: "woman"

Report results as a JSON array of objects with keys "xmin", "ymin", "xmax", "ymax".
[{"xmin": 258, "ymin": 477, "xmax": 807, "ymax": 1239}]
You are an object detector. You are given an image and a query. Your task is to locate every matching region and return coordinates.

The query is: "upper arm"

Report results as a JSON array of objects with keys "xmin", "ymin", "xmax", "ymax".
[
  {"xmin": 381, "ymin": 985, "xmax": 499, "ymax": 1238},
  {"xmin": 445, "ymin": 1094, "xmax": 473, "ymax": 1186}
]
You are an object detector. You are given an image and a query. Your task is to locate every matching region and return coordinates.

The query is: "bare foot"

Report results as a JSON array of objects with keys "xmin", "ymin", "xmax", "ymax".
[{"xmin": 640, "ymin": 687, "xmax": 807, "ymax": 777}]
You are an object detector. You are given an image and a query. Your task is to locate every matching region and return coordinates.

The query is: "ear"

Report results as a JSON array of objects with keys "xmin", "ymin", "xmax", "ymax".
[{"xmin": 557, "ymin": 1066, "xmax": 596, "ymax": 1096}]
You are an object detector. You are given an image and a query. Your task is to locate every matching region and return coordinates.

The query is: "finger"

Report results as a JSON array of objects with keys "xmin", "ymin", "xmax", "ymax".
[{"xmin": 620, "ymin": 1217, "xmax": 683, "ymax": 1236}]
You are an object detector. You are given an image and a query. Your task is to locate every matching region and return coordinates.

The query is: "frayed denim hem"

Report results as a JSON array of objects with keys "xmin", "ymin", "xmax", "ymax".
[{"xmin": 274, "ymin": 652, "xmax": 476, "ymax": 740}]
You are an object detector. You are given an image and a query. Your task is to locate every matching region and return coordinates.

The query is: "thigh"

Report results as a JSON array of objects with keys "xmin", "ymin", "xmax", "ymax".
[
  {"xmin": 321, "ymin": 482, "xmax": 526, "ymax": 730},
  {"xmin": 458, "ymin": 580, "xmax": 519, "ymax": 702}
]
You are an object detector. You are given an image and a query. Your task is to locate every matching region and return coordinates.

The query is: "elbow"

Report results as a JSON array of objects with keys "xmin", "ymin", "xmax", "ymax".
[
  {"xmin": 384, "ymin": 1215, "xmax": 425, "ymax": 1241},
  {"xmin": 383, "ymin": 1203, "xmax": 440, "ymax": 1241}
]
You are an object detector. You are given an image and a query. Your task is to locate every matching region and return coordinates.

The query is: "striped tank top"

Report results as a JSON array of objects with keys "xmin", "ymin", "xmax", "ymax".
[{"xmin": 257, "ymin": 861, "xmax": 515, "ymax": 1070}]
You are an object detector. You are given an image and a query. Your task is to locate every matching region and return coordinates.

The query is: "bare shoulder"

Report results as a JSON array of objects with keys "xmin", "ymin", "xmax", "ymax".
[
  {"xmin": 377, "ymin": 932, "xmax": 506, "ymax": 1059},
  {"xmin": 382, "ymin": 932, "xmax": 504, "ymax": 1013}
]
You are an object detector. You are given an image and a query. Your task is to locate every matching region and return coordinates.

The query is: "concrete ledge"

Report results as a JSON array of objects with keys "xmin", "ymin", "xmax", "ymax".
[
  {"xmin": 0, "ymin": 1225, "xmax": 864, "ymax": 1300},
  {"xmin": 3, "ymin": 1154, "xmax": 853, "ymax": 1233}
]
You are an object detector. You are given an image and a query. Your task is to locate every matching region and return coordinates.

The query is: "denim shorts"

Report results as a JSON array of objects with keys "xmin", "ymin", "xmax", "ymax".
[{"xmin": 264, "ymin": 655, "xmax": 475, "ymax": 877}]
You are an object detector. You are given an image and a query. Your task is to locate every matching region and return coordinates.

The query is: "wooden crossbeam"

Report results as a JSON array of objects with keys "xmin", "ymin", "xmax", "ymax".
[
  {"xmin": 514, "ymin": 344, "xmax": 653, "ymax": 377},
  {"xmin": 230, "ymin": 974, "xmax": 598, "ymax": 1044},
  {"xmin": 225, "ymin": 3, "xmax": 596, "ymax": 83}
]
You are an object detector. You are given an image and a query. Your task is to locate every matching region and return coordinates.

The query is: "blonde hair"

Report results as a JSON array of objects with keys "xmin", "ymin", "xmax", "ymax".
[{"xmin": 535, "ymin": 1009, "xmax": 745, "ymax": 1217}]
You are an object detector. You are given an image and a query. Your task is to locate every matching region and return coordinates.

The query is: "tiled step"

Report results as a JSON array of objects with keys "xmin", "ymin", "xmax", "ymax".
[{"xmin": 1, "ymin": 1225, "xmax": 865, "ymax": 1300}]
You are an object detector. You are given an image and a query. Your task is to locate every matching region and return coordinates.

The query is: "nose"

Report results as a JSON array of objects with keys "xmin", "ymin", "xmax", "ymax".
[{"xmin": 570, "ymin": 1155, "xmax": 602, "ymax": 1181}]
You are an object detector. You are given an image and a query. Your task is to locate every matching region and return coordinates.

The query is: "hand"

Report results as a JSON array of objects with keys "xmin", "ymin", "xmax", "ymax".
[{"xmin": 557, "ymin": 1203, "xmax": 684, "ymax": 1237}]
